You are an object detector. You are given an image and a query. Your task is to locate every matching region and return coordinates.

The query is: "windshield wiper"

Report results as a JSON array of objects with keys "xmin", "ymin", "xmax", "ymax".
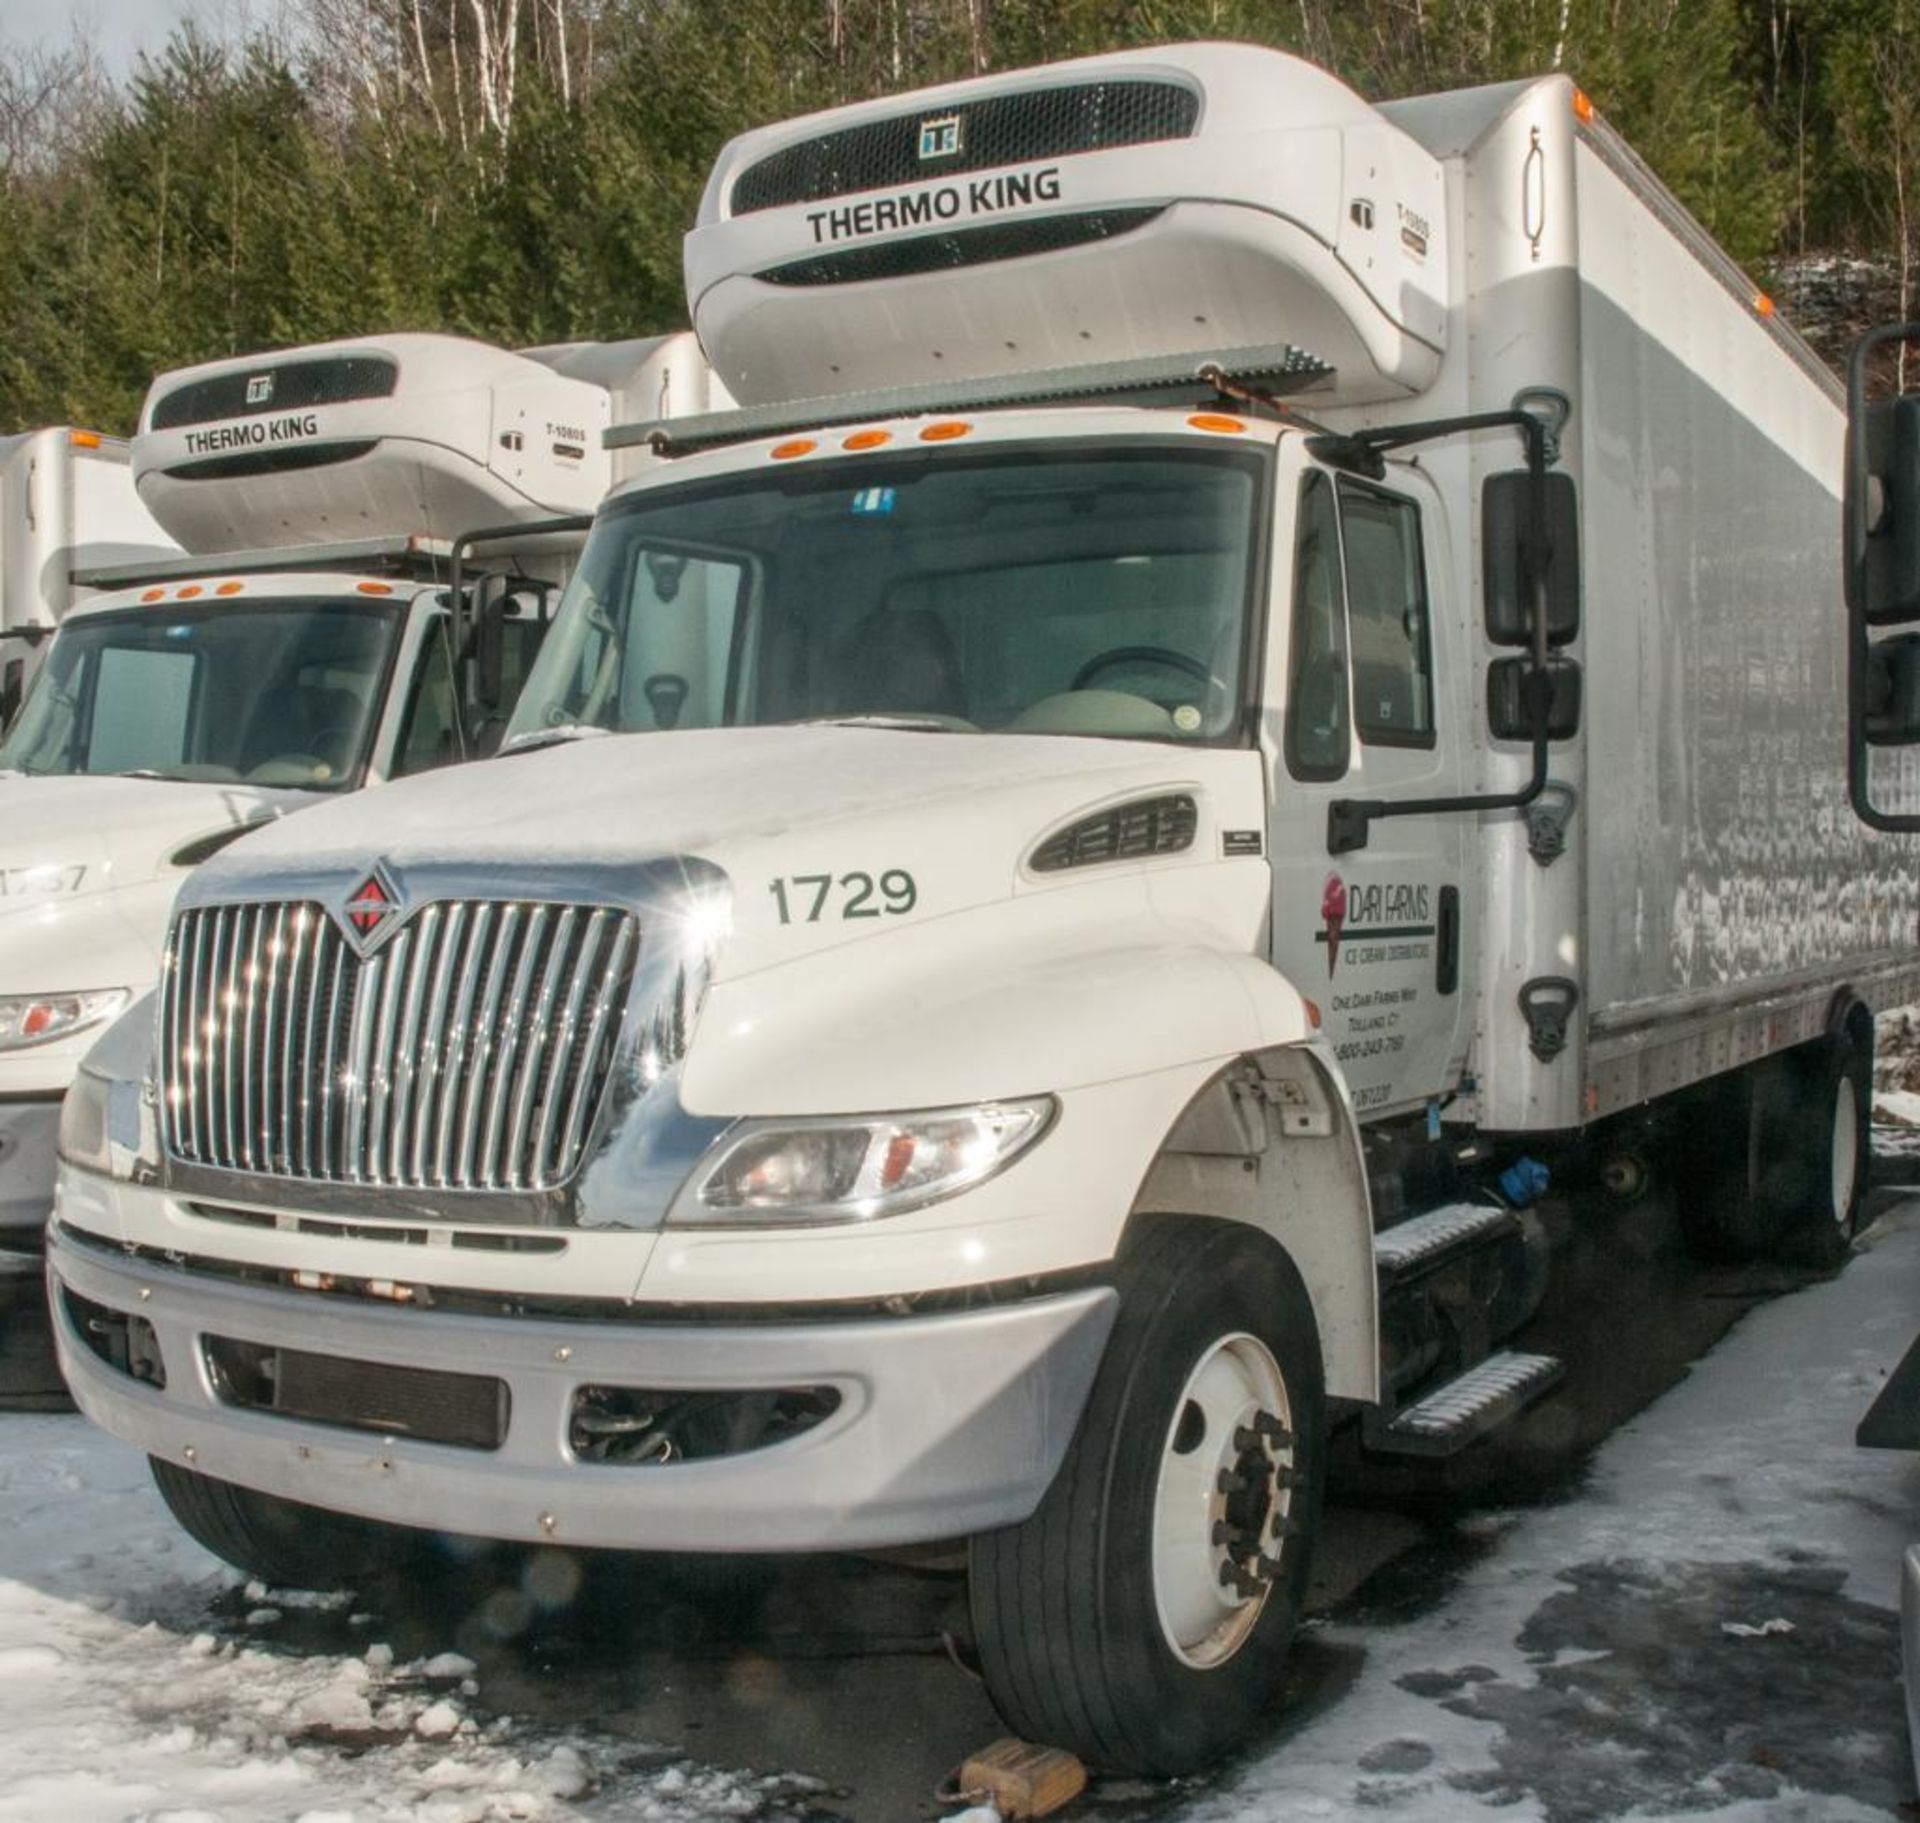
[
  {"xmin": 113, "ymin": 769, "xmax": 186, "ymax": 782},
  {"xmin": 498, "ymin": 723, "xmax": 613, "ymax": 757}
]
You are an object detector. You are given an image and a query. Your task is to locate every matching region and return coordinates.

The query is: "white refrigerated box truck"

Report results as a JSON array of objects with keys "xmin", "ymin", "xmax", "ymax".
[
  {"xmin": 48, "ymin": 44, "xmax": 1920, "ymax": 1774},
  {"xmin": 0, "ymin": 427, "xmax": 179, "ymax": 725},
  {"xmin": 0, "ymin": 330, "xmax": 720, "ymax": 1256}
]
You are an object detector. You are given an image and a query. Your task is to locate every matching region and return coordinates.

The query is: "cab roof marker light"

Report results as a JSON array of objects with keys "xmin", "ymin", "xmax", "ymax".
[
  {"xmin": 1187, "ymin": 413, "xmax": 1247, "ymax": 434},
  {"xmin": 176, "ymin": 585, "xmax": 204, "ymax": 599},
  {"xmin": 68, "ymin": 429, "xmax": 103, "ymax": 450},
  {"xmin": 1572, "ymin": 87, "xmax": 1594, "ymax": 124},
  {"xmin": 215, "ymin": 581, "xmax": 245, "ymax": 596},
  {"xmin": 771, "ymin": 437, "xmax": 818, "ymax": 460},
  {"xmin": 356, "ymin": 580, "xmax": 394, "ymax": 596},
  {"xmin": 140, "ymin": 588, "xmax": 166, "ymax": 603},
  {"xmin": 1754, "ymin": 292, "xmax": 1777, "ymax": 319},
  {"xmin": 843, "ymin": 429, "xmax": 892, "ymax": 450},
  {"xmin": 920, "ymin": 420, "xmax": 973, "ymax": 442}
]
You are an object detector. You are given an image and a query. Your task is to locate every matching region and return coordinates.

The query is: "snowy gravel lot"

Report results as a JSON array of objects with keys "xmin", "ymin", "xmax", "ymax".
[{"xmin": 4, "ymin": 1168, "xmax": 1920, "ymax": 1821}]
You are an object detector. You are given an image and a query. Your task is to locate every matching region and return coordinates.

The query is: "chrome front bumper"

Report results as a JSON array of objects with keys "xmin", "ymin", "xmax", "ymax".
[{"xmin": 49, "ymin": 1223, "xmax": 1117, "ymax": 1553}]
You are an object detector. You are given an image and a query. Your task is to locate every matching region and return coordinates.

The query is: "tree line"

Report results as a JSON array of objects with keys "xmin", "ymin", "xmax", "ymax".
[{"xmin": 1, "ymin": 0, "xmax": 1915, "ymax": 433}]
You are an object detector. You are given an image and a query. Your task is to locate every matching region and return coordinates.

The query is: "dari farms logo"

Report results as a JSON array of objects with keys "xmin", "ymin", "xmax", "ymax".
[
  {"xmin": 1315, "ymin": 873, "xmax": 1434, "ymax": 977},
  {"xmin": 336, "ymin": 864, "xmax": 403, "ymax": 955}
]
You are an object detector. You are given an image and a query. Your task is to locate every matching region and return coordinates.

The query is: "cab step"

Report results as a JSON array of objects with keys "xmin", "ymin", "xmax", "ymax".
[
  {"xmin": 1373, "ymin": 1200, "xmax": 1517, "ymax": 1281},
  {"xmin": 1363, "ymin": 1350, "xmax": 1564, "ymax": 1458}
]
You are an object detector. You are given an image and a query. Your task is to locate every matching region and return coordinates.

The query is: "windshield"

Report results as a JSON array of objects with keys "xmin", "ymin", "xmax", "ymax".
[
  {"xmin": 0, "ymin": 598, "xmax": 400, "ymax": 790},
  {"xmin": 505, "ymin": 444, "xmax": 1266, "ymax": 747}
]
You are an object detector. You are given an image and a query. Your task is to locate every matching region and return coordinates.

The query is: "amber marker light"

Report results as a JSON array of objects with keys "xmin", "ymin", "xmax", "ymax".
[
  {"xmin": 1187, "ymin": 413, "xmax": 1247, "ymax": 435},
  {"xmin": 356, "ymin": 580, "xmax": 394, "ymax": 596},
  {"xmin": 140, "ymin": 588, "xmax": 166, "ymax": 603},
  {"xmin": 1572, "ymin": 87, "xmax": 1594, "ymax": 124},
  {"xmin": 920, "ymin": 421, "xmax": 973, "ymax": 442},
  {"xmin": 176, "ymin": 585, "xmax": 204, "ymax": 600},
  {"xmin": 770, "ymin": 438, "xmax": 817, "ymax": 460},
  {"xmin": 68, "ymin": 429, "xmax": 103, "ymax": 450},
  {"xmin": 843, "ymin": 429, "xmax": 892, "ymax": 451},
  {"xmin": 215, "ymin": 581, "xmax": 245, "ymax": 596},
  {"xmin": 1753, "ymin": 292, "xmax": 1777, "ymax": 319},
  {"xmin": 1303, "ymin": 997, "xmax": 1322, "ymax": 1029}
]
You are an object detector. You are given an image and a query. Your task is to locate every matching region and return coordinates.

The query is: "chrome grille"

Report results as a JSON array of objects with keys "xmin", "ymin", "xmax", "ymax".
[{"xmin": 160, "ymin": 899, "xmax": 639, "ymax": 1193}]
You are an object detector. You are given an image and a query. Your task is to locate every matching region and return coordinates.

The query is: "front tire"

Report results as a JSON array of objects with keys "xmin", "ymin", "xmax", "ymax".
[
  {"xmin": 151, "ymin": 1458, "xmax": 421, "ymax": 1590},
  {"xmin": 969, "ymin": 1217, "xmax": 1326, "ymax": 1776}
]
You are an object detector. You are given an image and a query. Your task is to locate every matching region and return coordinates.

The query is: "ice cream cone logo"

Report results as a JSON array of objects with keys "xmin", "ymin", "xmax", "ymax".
[{"xmin": 1321, "ymin": 873, "xmax": 1348, "ymax": 977}]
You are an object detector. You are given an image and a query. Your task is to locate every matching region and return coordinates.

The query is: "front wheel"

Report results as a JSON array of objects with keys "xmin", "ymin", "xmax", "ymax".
[
  {"xmin": 969, "ymin": 1217, "xmax": 1326, "ymax": 1775},
  {"xmin": 151, "ymin": 1458, "xmax": 423, "ymax": 1590}
]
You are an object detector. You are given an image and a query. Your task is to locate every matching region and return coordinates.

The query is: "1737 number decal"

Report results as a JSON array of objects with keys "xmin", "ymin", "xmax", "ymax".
[{"xmin": 769, "ymin": 870, "xmax": 917, "ymax": 924}]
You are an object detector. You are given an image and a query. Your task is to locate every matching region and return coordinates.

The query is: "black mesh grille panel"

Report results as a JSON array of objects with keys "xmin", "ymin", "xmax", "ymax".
[
  {"xmin": 731, "ymin": 79, "xmax": 1199, "ymax": 215},
  {"xmin": 1030, "ymin": 794, "xmax": 1199, "ymax": 872},
  {"xmin": 151, "ymin": 356, "xmax": 400, "ymax": 431},
  {"xmin": 759, "ymin": 207, "xmax": 1164, "ymax": 287},
  {"xmin": 205, "ymin": 1335, "xmax": 509, "ymax": 1450}
]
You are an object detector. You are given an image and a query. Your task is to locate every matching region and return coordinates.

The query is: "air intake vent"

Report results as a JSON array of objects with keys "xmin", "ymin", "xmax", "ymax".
[
  {"xmin": 731, "ymin": 78, "xmax": 1200, "ymax": 216},
  {"xmin": 760, "ymin": 208, "xmax": 1164, "ymax": 287},
  {"xmin": 150, "ymin": 355, "xmax": 400, "ymax": 431},
  {"xmin": 1030, "ymin": 794, "xmax": 1198, "ymax": 873}
]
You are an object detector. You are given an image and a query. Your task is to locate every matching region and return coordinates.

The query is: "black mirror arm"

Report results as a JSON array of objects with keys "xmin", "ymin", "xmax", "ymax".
[
  {"xmin": 1326, "ymin": 408, "xmax": 1556, "ymax": 855},
  {"xmin": 1845, "ymin": 323, "xmax": 1920, "ymax": 832}
]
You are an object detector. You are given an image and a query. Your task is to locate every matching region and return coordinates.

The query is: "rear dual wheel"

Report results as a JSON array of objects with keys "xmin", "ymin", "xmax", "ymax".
[
  {"xmin": 1678, "ymin": 1027, "xmax": 1871, "ymax": 1268},
  {"xmin": 969, "ymin": 1217, "xmax": 1325, "ymax": 1776}
]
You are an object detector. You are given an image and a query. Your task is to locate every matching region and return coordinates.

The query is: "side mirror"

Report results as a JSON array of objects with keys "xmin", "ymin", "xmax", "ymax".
[
  {"xmin": 1483, "ymin": 470, "xmax": 1580, "ymax": 646},
  {"xmin": 1868, "ymin": 632, "xmax": 1920, "ymax": 745},
  {"xmin": 1488, "ymin": 656, "xmax": 1581, "ymax": 741},
  {"xmin": 1853, "ymin": 391, "xmax": 1920, "ymax": 627},
  {"xmin": 1844, "ymin": 324, "xmax": 1920, "ymax": 830}
]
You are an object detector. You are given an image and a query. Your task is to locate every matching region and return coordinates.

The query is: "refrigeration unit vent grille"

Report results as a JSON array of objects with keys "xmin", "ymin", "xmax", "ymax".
[
  {"xmin": 150, "ymin": 356, "xmax": 401, "ymax": 431},
  {"xmin": 730, "ymin": 78, "xmax": 1200, "ymax": 216}
]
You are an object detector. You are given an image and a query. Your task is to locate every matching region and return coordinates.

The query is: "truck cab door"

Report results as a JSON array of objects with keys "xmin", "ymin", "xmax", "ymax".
[{"xmin": 1262, "ymin": 444, "xmax": 1477, "ymax": 1119}]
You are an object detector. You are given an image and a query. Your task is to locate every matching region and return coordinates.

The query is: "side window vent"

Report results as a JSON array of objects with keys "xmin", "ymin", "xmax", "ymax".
[{"xmin": 1030, "ymin": 794, "xmax": 1197, "ymax": 873}]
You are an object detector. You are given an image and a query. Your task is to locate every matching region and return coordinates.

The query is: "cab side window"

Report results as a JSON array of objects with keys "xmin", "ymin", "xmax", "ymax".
[
  {"xmin": 393, "ymin": 622, "xmax": 460, "ymax": 777},
  {"xmin": 1339, "ymin": 477, "xmax": 1434, "ymax": 748},
  {"xmin": 1286, "ymin": 472, "xmax": 1350, "ymax": 780}
]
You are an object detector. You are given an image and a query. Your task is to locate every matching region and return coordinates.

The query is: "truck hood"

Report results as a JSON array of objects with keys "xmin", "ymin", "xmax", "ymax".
[
  {"xmin": 198, "ymin": 725, "xmax": 1272, "ymax": 980},
  {"xmin": 0, "ymin": 775, "xmax": 302, "ymax": 919},
  {"xmin": 0, "ymin": 775, "xmax": 307, "ymax": 1090}
]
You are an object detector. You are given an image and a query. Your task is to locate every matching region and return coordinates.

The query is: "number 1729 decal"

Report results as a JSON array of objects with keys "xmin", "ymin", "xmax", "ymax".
[{"xmin": 769, "ymin": 870, "xmax": 918, "ymax": 924}]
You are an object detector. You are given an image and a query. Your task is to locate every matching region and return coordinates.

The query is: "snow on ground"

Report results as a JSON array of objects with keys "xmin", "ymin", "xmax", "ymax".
[
  {"xmin": 0, "ymin": 1422, "xmax": 833, "ymax": 1821},
  {"xmin": 5, "ymin": 1180, "xmax": 1920, "ymax": 1820},
  {"xmin": 1184, "ymin": 1148, "xmax": 1920, "ymax": 1823}
]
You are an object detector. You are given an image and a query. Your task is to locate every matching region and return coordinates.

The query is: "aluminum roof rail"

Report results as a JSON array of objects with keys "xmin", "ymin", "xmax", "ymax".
[
  {"xmin": 608, "ymin": 341, "xmax": 1332, "ymax": 457},
  {"xmin": 72, "ymin": 533, "xmax": 454, "ymax": 592}
]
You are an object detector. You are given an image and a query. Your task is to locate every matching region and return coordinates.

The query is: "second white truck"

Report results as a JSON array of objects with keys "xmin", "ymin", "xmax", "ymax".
[
  {"xmin": 46, "ymin": 44, "xmax": 1920, "ymax": 1775},
  {"xmin": 0, "ymin": 331, "xmax": 717, "ymax": 1249},
  {"xmin": 0, "ymin": 427, "xmax": 179, "ymax": 726}
]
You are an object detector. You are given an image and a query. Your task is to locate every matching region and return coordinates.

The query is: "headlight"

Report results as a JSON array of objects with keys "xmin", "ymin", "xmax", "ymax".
[
  {"xmin": 0, "ymin": 989, "xmax": 130, "ymax": 1053},
  {"xmin": 58, "ymin": 1067, "xmax": 112, "ymax": 1174},
  {"xmin": 680, "ymin": 1098, "xmax": 1055, "ymax": 1227}
]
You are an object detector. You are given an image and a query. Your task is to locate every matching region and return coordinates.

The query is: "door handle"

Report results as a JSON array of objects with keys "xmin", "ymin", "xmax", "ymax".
[{"xmin": 1436, "ymin": 884, "xmax": 1460, "ymax": 995}]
